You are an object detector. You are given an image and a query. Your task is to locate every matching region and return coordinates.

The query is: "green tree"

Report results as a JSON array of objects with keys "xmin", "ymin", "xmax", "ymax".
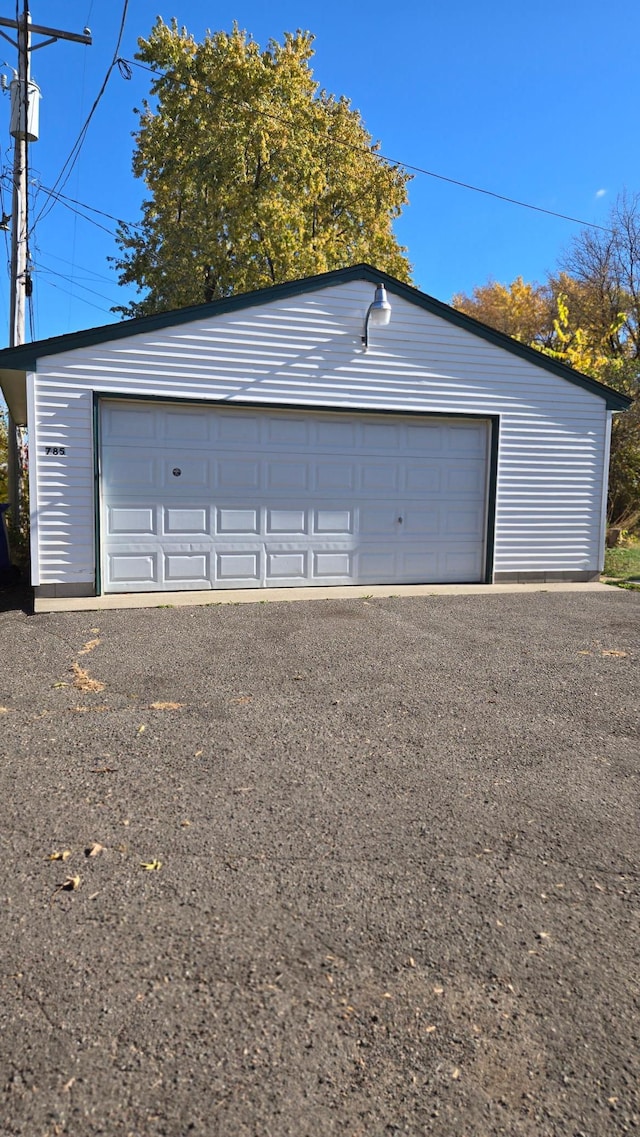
[{"xmin": 114, "ymin": 20, "xmax": 412, "ymax": 316}]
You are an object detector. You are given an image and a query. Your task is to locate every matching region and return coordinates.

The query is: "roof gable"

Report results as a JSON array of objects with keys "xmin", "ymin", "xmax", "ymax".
[{"xmin": 0, "ymin": 263, "xmax": 632, "ymax": 411}]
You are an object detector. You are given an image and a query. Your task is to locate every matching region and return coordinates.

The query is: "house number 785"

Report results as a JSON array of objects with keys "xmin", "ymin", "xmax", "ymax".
[{"xmin": 45, "ymin": 446, "xmax": 66, "ymax": 455}]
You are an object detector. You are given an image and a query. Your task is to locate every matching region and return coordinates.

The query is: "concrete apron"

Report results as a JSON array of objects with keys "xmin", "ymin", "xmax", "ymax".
[{"xmin": 35, "ymin": 581, "xmax": 613, "ymax": 613}]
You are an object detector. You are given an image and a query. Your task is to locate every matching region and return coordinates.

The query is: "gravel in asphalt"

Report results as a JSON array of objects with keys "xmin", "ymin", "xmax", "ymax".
[{"xmin": 0, "ymin": 590, "xmax": 638, "ymax": 1136}]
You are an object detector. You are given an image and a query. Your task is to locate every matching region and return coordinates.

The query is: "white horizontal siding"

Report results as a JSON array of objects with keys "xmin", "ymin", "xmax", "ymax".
[{"xmin": 31, "ymin": 279, "xmax": 608, "ymax": 585}]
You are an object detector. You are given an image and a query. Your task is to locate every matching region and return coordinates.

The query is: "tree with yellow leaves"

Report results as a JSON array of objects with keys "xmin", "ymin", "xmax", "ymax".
[{"xmin": 114, "ymin": 20, "xmax": 412, "ymax": 316}]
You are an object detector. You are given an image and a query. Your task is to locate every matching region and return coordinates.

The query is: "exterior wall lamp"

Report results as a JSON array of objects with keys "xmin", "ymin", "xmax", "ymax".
[{"xmin": 362, "ymin": 283, "xmax": 392, "ymax": 351}]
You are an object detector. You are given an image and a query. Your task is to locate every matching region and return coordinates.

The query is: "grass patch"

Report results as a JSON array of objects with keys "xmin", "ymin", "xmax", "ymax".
[{"xmin": 603, "ymin": 544, "xmax": 640, "ymax": 582}]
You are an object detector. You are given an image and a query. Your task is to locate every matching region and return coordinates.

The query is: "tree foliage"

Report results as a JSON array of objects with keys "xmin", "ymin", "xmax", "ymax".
[
  {"xmin": 114, "ymin": 20, "xmax": 412, "ymax": 315},
  {"xmin": 453, "ymin": 195, "xmax": 640, "ymax": 530}
]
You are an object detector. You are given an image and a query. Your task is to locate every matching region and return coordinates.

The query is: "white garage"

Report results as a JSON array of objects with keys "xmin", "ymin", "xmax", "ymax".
[
  {"xmin": 0, "ymin": 263, "xmax": 630, "ymax": 603},
  {"xmin": 100, "ymin": 400, "xmax": 491, "ymax": 592}
]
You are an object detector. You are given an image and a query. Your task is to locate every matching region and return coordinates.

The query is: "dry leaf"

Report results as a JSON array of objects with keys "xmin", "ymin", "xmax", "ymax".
[
  {"xmin": 149, "ymin": 701, "xmax": 184, "ymax": 711},
  {"xmin": 141, "ymin": 859, "xmax": 162, "ymax": 871},
  {"xmin": 71, "ymin": 662, "xmax": 105, "ymax": 693},
  {"xmin": 577, "ymin": 650, "xmax": 592, "ymax": 655},
  {"xmin": 601, "ymin": 649, "xmax": 629, "ymax": 658},
  {"xmin": 194, "ymin": 749, "xmax": 203, "ymax": 757},
  {"xmin": 78, "ymin": 637, "xmax": 101, "ymax": 656},
  {"xmin": 230, "ymin": 696, "xmax": 252, "ymax": 705},
  {"xmin": 52, "ymin": 682, "xmax": 68, "ymax": 689},
  {"xmin": 47, "ymin": 850, "xmax": 71, "ymax": 862},
  {"xmin": 136, "ymin": 725, "xmax": 146, "ymax": 734},
  {"xmin": 0, "ymin": 706, "xmax": 9, "ymax": 714},
  {"xmin": 62, "ymin": 875, "xmax": 81, "ymax": 891},
  {"xmin": 452, "ymin": 1067, "xmax": 461, "ymax": 1080},
  {"xmin": 86, "ymin": 842, "xmax": 105, "ymax": 858},
  {"xmin": 62, "ymin": 1077, "xmax": 76, "ymax": 1093},
  {"xmin": 433, "ymin": 986, "xmax": 444, "ymax": 995},
  {"xmin": 180, "ymin": 820, "xmax": 191, "ymax": 827},
  {"xmin": 425, "ymin": 1025, "xmax": 436, "ymax": 1033}
]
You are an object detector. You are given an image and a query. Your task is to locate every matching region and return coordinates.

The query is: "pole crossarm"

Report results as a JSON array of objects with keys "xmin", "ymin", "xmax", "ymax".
[
  {"xmin": 2, "ymin": 3, "xmax": 92, "ymax": 535},
  {"xmin": 0, "ymin": 16, "xmax": 91, "ymax": 45}
]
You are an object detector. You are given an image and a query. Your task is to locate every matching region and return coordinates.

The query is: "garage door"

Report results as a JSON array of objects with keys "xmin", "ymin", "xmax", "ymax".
[{"xmin": 99, "ymin": 401, "xmax": 490, "ymax": 592}]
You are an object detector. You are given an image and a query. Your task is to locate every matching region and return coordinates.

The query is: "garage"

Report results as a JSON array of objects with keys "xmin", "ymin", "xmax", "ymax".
[
  {"xmin": 0, "ymin": 263, "xmax": 630, "ymax": 603},
  {"xmin": 100, "ymin": 400, "xmax": 491, "ymax": 591}
]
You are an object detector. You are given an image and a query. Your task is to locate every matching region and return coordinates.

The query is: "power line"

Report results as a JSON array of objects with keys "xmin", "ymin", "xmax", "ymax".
[
  {"xmin": 32, "ymin": 256, "xmax": 118, "ymax": 304},
  {"xmin": 122, "ymin": 55, "xmax": 612, "ymax": 236},
  {"xmin": 32, "ymin": 0, "xmax": 129, "ymax": 229},
  {"xmin": 32, "ymin": 245, "xmax": 119, "ymax": 285},
  {"xmin": 36, "ymin": 273, "xmax": 112, "ymax": 314}
]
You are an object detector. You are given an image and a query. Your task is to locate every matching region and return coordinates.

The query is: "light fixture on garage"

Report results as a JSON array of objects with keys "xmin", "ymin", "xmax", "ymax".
[{"xmin": 362, "ymin": 283, "xmax": 392, "ymax": 352}]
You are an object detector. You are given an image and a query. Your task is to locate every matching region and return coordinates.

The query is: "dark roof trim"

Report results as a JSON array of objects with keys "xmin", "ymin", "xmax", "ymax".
[{"xmin": 0, "ymin": 263, "xmax": 631, "ymax": 410}]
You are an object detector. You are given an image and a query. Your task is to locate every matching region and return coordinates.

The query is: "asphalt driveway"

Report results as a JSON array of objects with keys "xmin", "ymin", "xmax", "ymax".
[{"xmin": 0, "ymin": 590, "xmax": 638, "ymax": 1136}]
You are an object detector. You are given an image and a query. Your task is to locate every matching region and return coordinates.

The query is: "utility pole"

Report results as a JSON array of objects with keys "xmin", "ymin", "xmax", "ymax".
[{"xmin": 0, "ymin": 2, "xmax": 91, "ymax": 533}]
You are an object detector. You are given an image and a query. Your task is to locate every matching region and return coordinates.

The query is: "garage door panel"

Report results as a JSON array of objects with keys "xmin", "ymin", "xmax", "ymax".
[
  {"xmin": 267, "ymin": 551, "xmax": 307, "ymax": 580},
  {"xmin": 360, "ymin": 506, "xmax": 402, "ymax": 536},
  {"xmin": 163, "ymin": 409, "xmax": 209, "ymax": 442},
  {"xmin": 361, "ymin": 464, "xmax": 399, "ymax": 492},
  {"xmin": 217, "ymin": 507, "xmax": 259, "ymax": 534},
  {"xmin": 217, "ymin": 459, "xmax": 260, "ymax": 489},
  {"xmin": 101, "ymin": 403, "xmax": 490, "ymax": 592},
  {"xmin": 446, "ymin": 423, "xmax": 487, "ymax": 455},
  {"xmin": 315, "ymin": 463, "xmax": 355, "ymax": 491},
  {"xmin": 216, "ymin": 415, "xmax": 261, "ymax": 443},
  {"xmin": 405, "ymin": 464, "xmax": 441, "ymax": 493},
  {"xmin": 161, "ymin": 458, "xmax": 209, "ymax": 489},
  {"xmin": 267, "ymin": 417, "xmax": 309, "ymax": 445},
  {"xmin": 164, "ymin": 507, "xmax": 208, "ymax": 534},
  {"xmin": 105, "ymin": 453, "xmax": 156, "ymax": 488},
  {"xmin": 266, "ymin": 509, "xmax": 307, "ymax": 535},
  {"xmin": 216, "ymin": 551, "xmax": 261, "ymax": 582},
  {"xmin": 313, "ymin": 551, "xmax": 353, "ymax": 577},
  {"xmin": 315, "ymin": 420, "xmax": 356, "ymax": 447},
  {"xmin": 314, "ymin": 509, "xmax": 353, "ymax": 535},
  {"xmin": 108, "ymin": 507, "xmax": 156, "ymax": 536},
  {"xmin": 165, "ymin": 553, "xmax": 209, "ymax": 581},
  {"xmin": 267, "ymin": 462, "xmax": 309, "ymax": 491},
  {"xmin": 107, "ymin": 552, "xmax": 158, "ymax": 585}
]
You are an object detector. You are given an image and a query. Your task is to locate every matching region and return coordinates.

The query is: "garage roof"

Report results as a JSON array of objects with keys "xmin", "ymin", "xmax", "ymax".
[{"xmin": 0, "ymin": 263, "xmax": 632, "ymax": 423}]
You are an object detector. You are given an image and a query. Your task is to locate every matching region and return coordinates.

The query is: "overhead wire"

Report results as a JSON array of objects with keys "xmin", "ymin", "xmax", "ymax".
[
  {"xmin": 121, "ymin": 55, "xmax": 613, "ymax": 236},
  {"xmin": 31, "ymin": 0, "xmax": 129, "ymax": 229}
]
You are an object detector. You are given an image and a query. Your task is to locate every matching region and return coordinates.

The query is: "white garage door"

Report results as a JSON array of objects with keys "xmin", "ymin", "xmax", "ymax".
[{"xmin": 99, "ymin": 401, "xmax": 490, "ymax": 593}]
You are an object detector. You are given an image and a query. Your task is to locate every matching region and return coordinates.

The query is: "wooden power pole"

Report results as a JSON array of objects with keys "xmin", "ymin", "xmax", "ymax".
[{"xmin": 0, "ymin": 2, "xmax": 91, "ymax": 532}]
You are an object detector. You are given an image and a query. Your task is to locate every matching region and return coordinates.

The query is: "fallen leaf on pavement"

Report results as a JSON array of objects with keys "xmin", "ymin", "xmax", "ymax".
[
  {"xmin": 85, "ymin": 843, "xmax": 105, "ymax": 857},
  {"xmin": 47, "ymin": 850, "xmax": 71, "ymax": 862},
  {"xmin": 601, "ymin": 649, "xmax": 629, "ymax": 658},
  {"xmin": 78, "ymin": 637, "xmax": 101, "ymax": 656},
  {"xmin": 149, "ymin": 701, "xmax": 184, "ymax": 710},
  {"xmin": 71, "ymin": 662, "xmax": 105, "ymax": 693},
  {"xmin": 141, "ymin": 860, "xmax": 162, "ymax": 871},
  {"xmin": 0, "ymin": 706, "xmax": 9, "ymax": 714},
  {"xmin": 136, "ymin": 725, "xmax": 146, "ymax": 734}
]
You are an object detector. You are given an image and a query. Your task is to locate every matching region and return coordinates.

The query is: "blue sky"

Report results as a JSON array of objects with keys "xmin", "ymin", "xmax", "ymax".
[{"xmin": 0, "ymin": 0, "xmax": 637, "ymax": 344}]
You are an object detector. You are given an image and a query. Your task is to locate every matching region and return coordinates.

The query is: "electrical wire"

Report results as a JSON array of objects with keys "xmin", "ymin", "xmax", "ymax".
[
  {"xmin": 31, "ymin": 0, "xmax": 129, "ymax": 230},
  {"xmin": 35, "ymin": 274, "xmax": 112, "ymax": 314},
  {"xmin": 122, "ymin": 55, "xmax": 613, "ymax": 236},
  {"xmin": 32, "ymin": 257, "xmax": 118, "ymax": 305}
]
